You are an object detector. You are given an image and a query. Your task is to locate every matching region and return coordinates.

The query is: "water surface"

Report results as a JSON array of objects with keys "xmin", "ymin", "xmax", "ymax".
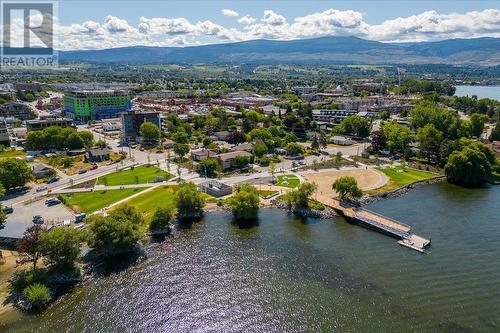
[
  {"xmin": 1, "ymin": 183, "xmax": 499, "ymax": 332},
  {"xmin": 454, "ymin": 85, "xmax": 500, "ymax": 100}
]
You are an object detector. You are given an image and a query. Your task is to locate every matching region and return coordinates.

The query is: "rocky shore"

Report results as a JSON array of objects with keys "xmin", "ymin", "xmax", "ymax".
[
  {"xmin": 271, "ymin": 199, "xmax": 337, "ymax": 219},
  {"xmin": 359, "ymin": 176, "xmax": 446, "ymax": 205}
]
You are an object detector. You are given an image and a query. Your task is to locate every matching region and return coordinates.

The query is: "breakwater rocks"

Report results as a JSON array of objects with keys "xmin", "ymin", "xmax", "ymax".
[
  {"xmin": 359, "ymin": 176, "xmax": 446, "ymax": 205},
  {"xmin": 271, "ymin": 199, "xmax": 337, "ymax": 219}
]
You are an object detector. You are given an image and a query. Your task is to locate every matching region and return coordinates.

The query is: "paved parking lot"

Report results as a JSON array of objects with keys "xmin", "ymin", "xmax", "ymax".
[{"xmin": 1, "ymin": 198, "xmax": 75, "ymax": 238}]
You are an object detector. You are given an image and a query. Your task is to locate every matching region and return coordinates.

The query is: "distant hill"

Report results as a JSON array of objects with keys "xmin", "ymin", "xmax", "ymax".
[{"xmin": 59, "ymin": 36, "xmax": 500, "ymax": 65}]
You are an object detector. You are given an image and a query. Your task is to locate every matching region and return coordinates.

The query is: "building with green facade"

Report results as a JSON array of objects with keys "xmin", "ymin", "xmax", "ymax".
[{"xmin": 63, "ymin": 90, "xmax": 131, "ymax": 121}]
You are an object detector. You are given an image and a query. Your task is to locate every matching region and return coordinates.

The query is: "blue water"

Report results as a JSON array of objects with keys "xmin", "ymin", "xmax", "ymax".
[{"xmin": 454, "ymin": 85, "xmax": 500, "ymax": 100}]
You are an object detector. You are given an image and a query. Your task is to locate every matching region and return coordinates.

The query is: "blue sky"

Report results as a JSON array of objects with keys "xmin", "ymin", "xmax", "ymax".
[
  {"xmin": 58, "ymin": 1, "xmax": 500, "ymax": 26},
  {"xmin": 27, "ymin": 0, "xmax": 500, "ymax": 49}
]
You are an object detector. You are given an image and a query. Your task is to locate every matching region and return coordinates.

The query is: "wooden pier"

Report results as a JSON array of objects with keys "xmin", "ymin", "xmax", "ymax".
[{"xmin": 315, "ymin": 195, "xmax": 431, "ymax": 253}]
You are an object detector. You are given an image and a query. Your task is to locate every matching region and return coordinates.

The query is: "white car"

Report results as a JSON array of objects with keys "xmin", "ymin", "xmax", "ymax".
[{"xmin": 36, "ymin": 185, "xmax": 47, "ymax": 192}]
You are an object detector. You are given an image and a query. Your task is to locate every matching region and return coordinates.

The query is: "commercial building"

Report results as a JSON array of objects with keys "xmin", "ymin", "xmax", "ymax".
[
  {"xmin": 0, "ymin": 120, "xmax": 10, "ymax": 146},
  {"xmin": 198, "ymin": 180, "xmax": 232, "ymax": 197},
  {"xmin": 120, "ymin": 109, "xmax": 161, "ymax": 143},
  {"xmin": 216, "ymin": 151, "xmax": 253, "ymax": 170},
  {"xmin": 26, "ymin": 118, "xmax": 74, "ymax": 131},
  {"xmin": 0, "ymin": 102, "xmax": 35, "ymax": 120},
  {"xmin": 64, "ymin": 90, "xmax": 131, "ymax": 121}
]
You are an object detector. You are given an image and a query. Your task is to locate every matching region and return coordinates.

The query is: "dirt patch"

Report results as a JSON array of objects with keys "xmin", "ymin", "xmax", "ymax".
[{"xmin": 301, "ymin": 168, "xmax": 388, "ymax": 198}]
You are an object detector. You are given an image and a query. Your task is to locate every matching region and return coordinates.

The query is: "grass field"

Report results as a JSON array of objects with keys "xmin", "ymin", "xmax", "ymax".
[
  {"xmin": 0, "ymin": 149, "xmax": 26, "ymax": 159},
  {"xmin": 276, "ymin": 174, "xmax": 300, "ymax": 188},
  {"xmin": 258, "ymin": 190, "xmax": 278, "ymax": 198},
  {"xmin": 97, "ymin": 165, "xmax": 173, "ymax": 186},
  {"xmin": 60, "ymin": 188, "xmax": 146, "ymax": 214},
  {"xmin": 117, "ymin": 185, "xmax": 212, "ymax": 220},
  {"xmin": 365, "ymin": 166, "xmax": 436, "ymax": 194}
]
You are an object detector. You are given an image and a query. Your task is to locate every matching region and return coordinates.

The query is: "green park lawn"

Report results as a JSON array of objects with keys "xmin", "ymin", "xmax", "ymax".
[
  {"xmin": 118, "ymin": 185, "xmax": 211, "ymax": 220},
  {"xmin": 97, "ymin": 165, "xmax": 173, "ymax": 186},
  {"xmin": 60, "ymin": 188, "xmax": 146, "ymax": 214},
  {"xmin": 276, "ymin": 174, "xmax": 300, "ymax": 188},
  {"xmin": 0, "ymin": 149, "xmax": 26, "ymax": 159},
  {"xmin": 366, "ymin": 166, "xmax": 437, "ymax": 194}
]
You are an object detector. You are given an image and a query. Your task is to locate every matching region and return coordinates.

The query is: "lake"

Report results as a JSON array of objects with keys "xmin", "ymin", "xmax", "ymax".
[
  {"xmin": 1, "ymin": 183, "xmax": 499, "ymax": 332},
  {"xmin": 454, "ymin": 85, "xmax": 500, "ymax": 100}
]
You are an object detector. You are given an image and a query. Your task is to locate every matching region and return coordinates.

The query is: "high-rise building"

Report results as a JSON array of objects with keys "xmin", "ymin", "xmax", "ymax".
[
  {"xmin": 63, "ymin": 90, "xmax": 131, "ymax": 121},
  {"xmin": 120, "ymin": 108, "xmax": 161, "ymax": 143}
]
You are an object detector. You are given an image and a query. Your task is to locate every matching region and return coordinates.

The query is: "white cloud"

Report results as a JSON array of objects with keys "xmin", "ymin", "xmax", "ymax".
[
  {"xmin": 34, "ymin": 8, "xmax": 500, "ymax": 50},
  {"xmin": 221, "ymin": 9, "xmax": 239, "ymax": 17},
  {"xmin": 238, "ymin": 15, "xmax": 256, "ymax": 25}
]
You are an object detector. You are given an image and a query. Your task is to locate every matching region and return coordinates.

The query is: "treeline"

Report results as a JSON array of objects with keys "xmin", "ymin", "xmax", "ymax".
[
  {"xmin": 391, "ymin": 78, "xmax": 456, "ymax": 96},
  {"xmin": 26, "ymin": 126, "xmax": 94, "ymax": 151}
]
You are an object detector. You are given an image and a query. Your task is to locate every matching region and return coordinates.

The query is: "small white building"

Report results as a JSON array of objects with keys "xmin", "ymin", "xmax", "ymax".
[{"xmin": 330, "ymin": 136, "xmax": 354, "ymax": 146}]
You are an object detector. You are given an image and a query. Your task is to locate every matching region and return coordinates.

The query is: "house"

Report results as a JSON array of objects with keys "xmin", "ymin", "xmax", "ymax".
[
  {"xmin": 212, "ymin": 131, "xmax": 230, "ymax": 141},
  {"xmin": 32, "ymin": 164, "xmax": 55, "ymax": 179},
  {"xmin": 233, "ymin": 143, "xmax": 254, "ymax": 153},
  {"xmin": 331, "ymin": 136, "xmax": 354, "ymax": 145},
  {"xmin": 162, "ymin": 138, "xmax": 175, "ymax": 149},
  {"xmin": 190, "ymin": 149, "xmax": 216, "ymax": 161},
  {"xmin": 216, "ymin": 151, "xmax": 253, "ymax": 170},
  {"xmin": 85, "ymin": 148, "xmax": 110, "ymax": 162}
]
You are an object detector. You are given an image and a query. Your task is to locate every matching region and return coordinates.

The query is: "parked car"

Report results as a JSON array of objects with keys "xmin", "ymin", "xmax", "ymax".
[
  {"xmin": 45, "ymin": 198, "xmax": 61, "ymax": 206},
  {"xmin": 36, "ymin": 185, "xmax": 47, "ymax": 192},
  {"xmin": 32, "ymin": 215, "xmax": 44, "ymax": 224},
  {"xmin": 90, "ymin": 164, "xmax": 98, "ymax": 170},
  {"xmin": 47, "ymin": 177, "xmax": 60, "ymax": 184},
  {"xmin": 78, "ymin": 168, "xmax": 87, "ymax": 174},
  {"xmin": 2, "ymin": 206, "xmax": 13, "ymax": 214}
]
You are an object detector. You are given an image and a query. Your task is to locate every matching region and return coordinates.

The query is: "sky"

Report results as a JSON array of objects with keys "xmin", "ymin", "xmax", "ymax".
[{"xmin": 6, "ymin": 0, "xmax": 500, "ymax": 50}]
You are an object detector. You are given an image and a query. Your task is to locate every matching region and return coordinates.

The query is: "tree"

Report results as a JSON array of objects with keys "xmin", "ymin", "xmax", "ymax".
[
  {"xmin": 445, "ymin": 145, "xmax": 493, "ymax": 187},
  {"xmin": 226, "ymin": 183, "xmax": 260, "ymax": 220},
  {"xmin": 140, "ymin": 122, "xmax": 161, "ymax": 143},
  {"xmin": 417, "ymin": 124, "xmax": 443, "ymax": 163},
  {"xmin": 95, "ymin": 139, "xmax": 107, "ymax": 148},
  {"xmin": 332, "ymin": 176, "xmax": 363, "ymax": 201},
  {"xmin": 490, "ymin": 122, "xmax": 500, "ymax": 141},
  {"xmin": 383, "ymin": 122, "xmax": 413, "ymax": 154},
  {"xmin": 17, "ymin": 225, "xmax": 44, "ymax": 270},
  {"xmin": 23, "ymin": 283, "xmax": 51, "ymax": 309},
  {"xmin": 202, "ymin": 136, "xmax": 212, "ymax": 148},
  {"xmin": 335, "ymin": 151, "xmax": 342, "ymax": 168},
  {"xmin": 470, "ymin": 113, "xmax": 488, "ymax": 138},
  {"xmin": 40, "ymin": 227, "xmax": 81, "ymax": 270},
  {"xmin": 285, "ymin": 142, "xmax": 304, "ymax": 157},
  {"xmin": 66, "ymin": 133, "xmax": 85, "ymax": 149},
  {"xmin": 0, "ymin": 158, "xmax": 34, "ymax": 191},
  {"xmin": 176, "ymin": 182, "xmax": 205, "ymax": 218},
  {"xmin": 253, "ymin": 143, "xmax": 268, "ymax": 157},
  {"xmin": 234, "ymin": 156, "xmax": 250, "ymax": 169},
  {"xmin": 370, "ymin": 130, "xmax": 386, "ymax": 152},
  {"xmin": 289, "ymin": 182, "xmax": 317, "ymax": 209},
  {"xmin": 335, "ymin": 115, "xmax": 371, "ymax": 137},
  {"xmin": 173, "ymin": 143, "xmax": 189, "ymax": 160},
  {"xmin": 86, "ymin": 205, "xmax": 143, "ymax": 256},
  {"xmin": 268, "ymin": 162, "xmax": 276, "ymax": 180},
  {"xmin": 225, "ymin": 131, "xmax": 246, "ymax": 144},
  {"xmin": 149, "ymin": 207, "xmax": 175, "ymax": 233},
  {"xmin": 78, "ymin": 131, "xmax": 94, "ymax": 147},
  {"xmin": 196, "ymin": 158, "xmax": 220, "ymax": 178},
  {"xmin": 311, "ymin": 135, "xmax": 320, "ymax": 149}
]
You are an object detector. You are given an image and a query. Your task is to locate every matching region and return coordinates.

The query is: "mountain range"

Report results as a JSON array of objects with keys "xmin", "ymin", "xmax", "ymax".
[{"xmin": 59, "ymin": 36, "xmax": 500, "ymax": 65}]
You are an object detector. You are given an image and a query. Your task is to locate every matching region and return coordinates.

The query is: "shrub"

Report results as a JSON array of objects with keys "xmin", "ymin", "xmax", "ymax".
[
  {"xmin": 11, "ymin": 269, "xmax": 47, "ymax": 292},
  {"xmin": 23, "ymin": 283, "xmax": 51, "ymax": 309}
]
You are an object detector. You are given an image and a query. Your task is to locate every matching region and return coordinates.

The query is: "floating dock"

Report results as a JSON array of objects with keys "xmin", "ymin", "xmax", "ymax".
[{"xmin": 315, "ymin": 195, "xmax": 431, "ymax": 253}]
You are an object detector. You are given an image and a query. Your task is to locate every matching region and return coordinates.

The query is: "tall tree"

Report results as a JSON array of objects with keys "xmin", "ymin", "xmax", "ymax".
[
  {"xmin": 140, "ymin": 122, "xmax": 161, "ymax": 143},
  {"xmin": 470, "ymin": 113, "xmax": 488, "ymax": 138},
  {"xmin": 40, "ymin": 227, "xmax": 82, "ymax": 270},
  {"xmin": 176, "ymin": 182, "xmax": 205, "ymax": 218},
  {"xmin": 17, "ymin": 225, "xmax": 44, "ymax": 270},
  {"xmin": 0, "ymin": 158, "xmax": 33, "ymax": 191},
  {"xmin": 226, "ymin": 183, "xmax": 260, "ymax": 220},
  {"xmin": 332, "ymin": 176, "xmax": 363, "ymax": 201},
  {"xmin": 417, "ymin": 124, "xmax": 444, "ymax": 163}
]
